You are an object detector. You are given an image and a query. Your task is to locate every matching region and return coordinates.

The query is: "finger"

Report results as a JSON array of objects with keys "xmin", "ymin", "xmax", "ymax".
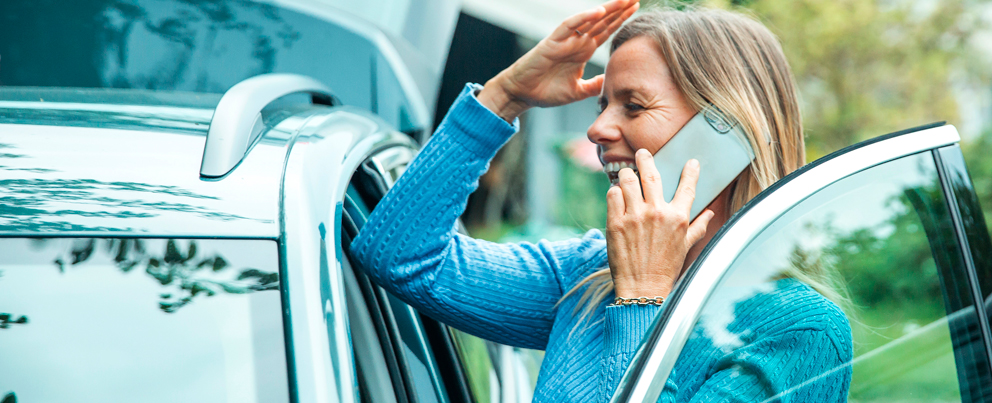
[
  {"xmin": 617, "ymin": 167, "xmax": 643, "ymax": 213},
  {"xmin": 671, "ymin": 159, "xmax": 700, "ymax": 213},
  {"xmin": 686, "ymin": 209, "xmax": 715, "ymax": 246},
  {"xmin": 573, "ymin": 0, "xmax": 631, "ymax": 35},
  {"xmin": 550, "ymin": 5, "xmax": 608, "ymax": 41},
  {"xmin": 577, "ymin": 75, "xmax": 605, "ymax": 99},
  {"xmin": 587, "ymin": 0, "xmax": 637, "ymax": 38},
  {"xmin": 606, "ymin": 185, "xmax": 625, "ymax": 224},
  {"xmin": 594, "ymin": 1, "xmax": 639, "ymax": 44},
  {"xmin": 601, "ymin": 0, "xmax": 634, "ymax": 15},
  {"xmin": 635, "ymin": 149, "xmax": 664, "ymax": 206}
]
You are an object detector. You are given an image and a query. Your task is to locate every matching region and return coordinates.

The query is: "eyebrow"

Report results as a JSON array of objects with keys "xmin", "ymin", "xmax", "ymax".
[{"xmin": 599, "ymin": 87, "xmax": 640, "ymax": 107}]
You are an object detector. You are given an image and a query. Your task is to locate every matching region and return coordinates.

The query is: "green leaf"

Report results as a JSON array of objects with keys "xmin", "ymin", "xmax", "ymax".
[
  {"xmin": 185, "ymin": 242, "xmax": 198, "ymax": 263},
  {"xmin": 115, "ymin": 239, "xmax": 129, "ymax": 263},
  {"xmin": 71, "ymin": 239, "xmax": 95, "ymax": 265},
  {"xmin": 238, "ymin": 268, "xmax": 278, "ymax": 286},
  {"xmin": 212, "ymin": 256, "xmax": 228, "ymax": 272},
  {"xmin": 119, "ymin": 261, "xmax": 139, "ymax": 273},
  {"xmin": 164, "ymin": 240, "xmax": 182, "ymax": 264},
  {"xmin": 219, "ymin": 283, "xmax": 250, "ymax": 294}
]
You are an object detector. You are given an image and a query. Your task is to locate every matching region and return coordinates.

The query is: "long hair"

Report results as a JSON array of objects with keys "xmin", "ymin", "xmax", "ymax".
[{"xmin": 563, "ymin": 8, "xmax": 848, "ymax": 321}]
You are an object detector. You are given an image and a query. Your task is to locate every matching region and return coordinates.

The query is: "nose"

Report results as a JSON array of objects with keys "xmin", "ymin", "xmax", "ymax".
[{"xmin": 586, "ymin": 109, "xmax": 621, "ymax": 146}]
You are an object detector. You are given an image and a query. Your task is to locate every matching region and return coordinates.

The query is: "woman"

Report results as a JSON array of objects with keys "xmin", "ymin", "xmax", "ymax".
[{"xmin": 351, "ymin": 1, "xmax": 852, "ymax": 401}]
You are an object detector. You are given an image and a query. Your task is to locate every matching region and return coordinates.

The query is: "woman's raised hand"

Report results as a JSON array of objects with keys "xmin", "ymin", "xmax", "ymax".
[
  {"xmin": 477, "ymin": 0, "xmax": 639, "ymax": 121},
  {"xmin": 606, "ymin": 149, "xmax": 715, "ymax": 299}
]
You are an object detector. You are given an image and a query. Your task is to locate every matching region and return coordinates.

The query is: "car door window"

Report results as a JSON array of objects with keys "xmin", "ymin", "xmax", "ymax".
[
  {"xmin": 654, "ymin": 151, "xmax": 991, "ymax": 401},
  {"xmin": 346, "ymin": 148, "xmax": 548, "ymax": 403},
  {"xmin": 343, "ymin": 171, "xmax": 455, "ymax": 403},
  {"xmin": 938, "ymin": 146, "xmax": 992, "ymax": 376},
  {"xmin": 449, "ymin": 329, "xmax": 543, "ymax": 403},
  {"xmin": 0, "ymin": 237, "xmax": 288, "ymax": 403}
]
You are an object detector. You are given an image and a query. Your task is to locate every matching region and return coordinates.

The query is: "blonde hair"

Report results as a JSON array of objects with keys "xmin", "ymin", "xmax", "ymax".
[{"xmin": 563, "ymin": 8, "xmax": 847, "ymax": 320}]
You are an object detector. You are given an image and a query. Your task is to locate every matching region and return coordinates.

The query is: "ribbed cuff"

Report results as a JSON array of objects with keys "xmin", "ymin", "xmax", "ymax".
[
  {"xmin": 604, "ymin": 304, "xmax": 663, "ymax": 355},
  {"xmin": 438, "ymin": 83, "xmax": 520, "ymax": 157}
]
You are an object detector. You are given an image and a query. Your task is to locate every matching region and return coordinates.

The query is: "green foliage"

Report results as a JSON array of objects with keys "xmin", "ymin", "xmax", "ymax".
[
  {"xmin": 783, "ymin": 184, "xmax": 962, "ymax": 399},
  {"xmin": 641, "ymin": 0, "xmax": 988, "ymax": 158},
  {"xmin": 720, "ymin": 0, "xmax": 986, "ymax": 157},
  {"xmin": 555, "ymin": 143, "xmax": 610, "ymax": 231},
  {"xmin": 961, "ymin": 132, "xmax": 992, "ymax": 226},
  {"xmin": 49, "ymin": 239, "xmax": 278, "ymax": 314}
]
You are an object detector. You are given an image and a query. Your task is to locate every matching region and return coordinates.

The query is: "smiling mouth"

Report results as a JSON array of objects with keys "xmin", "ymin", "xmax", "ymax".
[{"xmin": 603, "ymin": 161, "xmax": 639, "ymax": 186}]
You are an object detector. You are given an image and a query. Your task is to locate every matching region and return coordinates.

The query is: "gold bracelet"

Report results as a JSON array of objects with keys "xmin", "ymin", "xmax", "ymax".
[{"xmin": 611, "ymin": 296, "xmax": 665, "ymax": 306}]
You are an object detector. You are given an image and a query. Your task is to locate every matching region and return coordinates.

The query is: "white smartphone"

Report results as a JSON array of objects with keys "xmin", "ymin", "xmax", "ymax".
[{"xmin": 653, "ymin": 108, "xmax": 755, "ymax": 220}]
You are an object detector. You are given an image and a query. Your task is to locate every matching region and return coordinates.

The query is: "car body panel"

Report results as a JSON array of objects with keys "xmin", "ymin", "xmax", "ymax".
[
  {"xmin": 0, "ymin": 88, "xmax": 414, "ymax": 242},
  {"xmin": 279, "ymin": 108, "xmax": 418, "ymax": 403}
]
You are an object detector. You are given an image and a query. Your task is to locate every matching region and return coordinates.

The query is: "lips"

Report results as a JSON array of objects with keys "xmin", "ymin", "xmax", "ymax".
[{"xmin": 603, "ymin": 161, "xmax": 638, "ymax": 186}]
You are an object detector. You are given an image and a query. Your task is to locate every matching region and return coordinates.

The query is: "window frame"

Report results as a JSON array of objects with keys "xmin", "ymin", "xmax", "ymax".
[
  {"xmin": 610, "ymin": 123, "xmax": 979, "ymax": 403},
  {"xmin": 341, "ymin": 146, "xmax": 477, "ymax": 403}
]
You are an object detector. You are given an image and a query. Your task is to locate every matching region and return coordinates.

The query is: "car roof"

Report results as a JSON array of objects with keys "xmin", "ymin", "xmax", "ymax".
[
  {"xmin": 0, "ymin": 88, "xmax": 291, "ymax": 238},
  {"xmin": 0, "ymin": 0, "xmax": 459, "ymax": 138}
]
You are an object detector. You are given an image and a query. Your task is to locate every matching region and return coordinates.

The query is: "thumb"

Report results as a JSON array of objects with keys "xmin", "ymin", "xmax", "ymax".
[{"xmin": 577, "ymin": 74, "xmax": 604, "ymax": 99}]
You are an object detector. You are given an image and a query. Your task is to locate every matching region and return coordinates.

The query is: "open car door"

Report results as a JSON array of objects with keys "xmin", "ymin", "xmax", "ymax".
[{"xmin": 610, "ymin": 123, "xmax": 992, "ymax": 402}]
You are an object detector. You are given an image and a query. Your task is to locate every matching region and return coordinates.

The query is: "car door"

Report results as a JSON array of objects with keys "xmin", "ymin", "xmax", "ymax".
[{"xmin": 608, "ymin": 123, "xmax": 992, "ymax": 402}]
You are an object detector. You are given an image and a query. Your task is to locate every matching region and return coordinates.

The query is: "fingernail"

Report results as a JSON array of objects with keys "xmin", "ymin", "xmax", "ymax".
[
  {"xmin": 636, "ymin": 148, "xmax": 650, "ymax": 158},
  {"xmin": 690, "ymin": 159, "xmax": 699, "ymax": 168}
]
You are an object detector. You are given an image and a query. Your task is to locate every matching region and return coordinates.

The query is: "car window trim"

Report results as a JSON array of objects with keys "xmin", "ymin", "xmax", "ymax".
[
  {"xmin": 934, "ymin": 146, "xmax": 992, "ymax": 378},
  {"xmin": 610, "ymin": 123, "xmax": 961, "ymax": 403},
  {"xmin": 346, "ymin": 147, "xmax": 473, "ymax": 403}
]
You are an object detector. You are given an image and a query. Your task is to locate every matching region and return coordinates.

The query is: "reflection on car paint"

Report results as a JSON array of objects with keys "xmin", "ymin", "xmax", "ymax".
[
  {"xmin": 0, "ymin": 124, "xmax": 284, "ymax": 236},
  {"xmin": 0, "ymin": 237, "xmax": 289, "ymax": 402}
]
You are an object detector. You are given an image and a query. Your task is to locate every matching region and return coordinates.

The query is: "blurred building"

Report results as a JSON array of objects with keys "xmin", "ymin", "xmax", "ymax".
[{"xmin": 437, "ymin": 1, "xmax": 611, "ymax": 236}]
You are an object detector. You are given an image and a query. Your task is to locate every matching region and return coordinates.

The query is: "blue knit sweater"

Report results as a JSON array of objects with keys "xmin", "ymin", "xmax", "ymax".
[{"xmin": 350, "ymin": 84, "xmax": 853, "ymax": 402}]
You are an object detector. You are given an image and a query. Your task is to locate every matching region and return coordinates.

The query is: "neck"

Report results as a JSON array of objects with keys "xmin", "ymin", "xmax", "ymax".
[{"xmin": 681, "ymin": 186, "xmax": 733, "ymax": 274}]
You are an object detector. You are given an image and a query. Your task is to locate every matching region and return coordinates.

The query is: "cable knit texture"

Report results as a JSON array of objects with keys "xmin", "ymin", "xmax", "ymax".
[{"xmin": 350, "ymin": 83, "xmax": 853, "ymax": 402}]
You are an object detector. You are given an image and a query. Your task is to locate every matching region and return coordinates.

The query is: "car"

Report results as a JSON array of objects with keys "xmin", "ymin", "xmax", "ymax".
[
  {"xmin": 3, "ymin": 2, "xmax": 992, "ymax": 403},
  {"xmin": 0, "ymin": 0, "xmax": 539, "ymax": 402}
]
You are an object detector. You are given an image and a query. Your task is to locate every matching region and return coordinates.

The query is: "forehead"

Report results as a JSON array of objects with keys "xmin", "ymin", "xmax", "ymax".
[{"xmin": 603, "ymin": 36, "xmax": 673, "ymax": 94}]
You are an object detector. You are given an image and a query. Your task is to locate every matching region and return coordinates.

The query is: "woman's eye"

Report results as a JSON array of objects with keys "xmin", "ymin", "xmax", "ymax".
[{"xmin": 625, "ymin": 103, "xmax": 644, "ymax": 112}]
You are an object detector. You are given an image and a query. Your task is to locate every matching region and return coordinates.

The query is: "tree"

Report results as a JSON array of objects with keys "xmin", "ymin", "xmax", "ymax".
[{"xmin": 647, "ymin": 0, "xmax": 989, "ymax": 158}]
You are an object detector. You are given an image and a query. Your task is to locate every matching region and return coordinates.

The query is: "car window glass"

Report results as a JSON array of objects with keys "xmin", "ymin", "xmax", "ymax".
[
  {"xmin": 344, "ymin": 182, "xmax": 453, "ymax": 403},
  {"xmin": 658, "ymin": 152, "xmax": 990, "ymax": 401},
  {"xmin": 449, "ymin": 329, "xmax": 500, "ymax": 403},
  {"xmin": 340, "ymin": 251, "xmax": 399, "ymax": 403},
  {"xmin": 0, "ymin": 238, "xmax": 288, "ymax": 403},
  {"xmin": 938, "ymin": 147, "xmax": 992, "ymax": 386}
]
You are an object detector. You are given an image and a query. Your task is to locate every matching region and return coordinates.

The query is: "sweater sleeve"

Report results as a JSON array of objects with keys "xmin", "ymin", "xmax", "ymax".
[
  {"xmin": 349, "ymin": 83, "xmax": 608, "ymax": 350},
  {"xmin": 600, "ymin": 306, "xmax": 851, "ymax": 403},
  {"xmin": 679, "ymin": 327, "xmax": 851, "ymax": 402},
  {"xmin": 601, "ymin": 304, "xmax": 678, "ymax": 402}
]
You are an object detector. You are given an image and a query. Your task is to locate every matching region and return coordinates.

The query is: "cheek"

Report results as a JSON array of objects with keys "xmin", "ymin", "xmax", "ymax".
[{"xmin": 626, "ymin": 115, "xmax": 680, "ymax": 154}]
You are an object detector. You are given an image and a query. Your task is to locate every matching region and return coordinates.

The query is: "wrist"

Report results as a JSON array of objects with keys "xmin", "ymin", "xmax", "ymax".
[
  {"xmin": 613, "ymin": 278, "xmax": 674, "ymax": 299},
  {"xmin": 478, "ymin": 75, "xmax": 529, "ymax": 122}
]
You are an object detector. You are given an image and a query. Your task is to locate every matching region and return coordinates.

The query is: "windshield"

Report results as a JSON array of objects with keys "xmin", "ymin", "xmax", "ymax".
[{"xmin": 0, "ymin": 237, "xmax": 289, "ymax": 403}]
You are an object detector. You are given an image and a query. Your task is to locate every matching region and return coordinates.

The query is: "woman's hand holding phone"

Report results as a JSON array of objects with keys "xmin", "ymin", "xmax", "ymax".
[
  {"xmin": 477, "ymin": 0, "xmax": 639, "ymax": 122},
  {"xmin": 606, "ymin": 149, "xmax": 715, "ymax": 299}
]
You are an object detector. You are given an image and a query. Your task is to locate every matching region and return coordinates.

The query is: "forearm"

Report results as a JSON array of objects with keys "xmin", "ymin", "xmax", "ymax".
[{"xmin": 350, "ymin": 83, "xmax": 572, "ymax": 348}]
